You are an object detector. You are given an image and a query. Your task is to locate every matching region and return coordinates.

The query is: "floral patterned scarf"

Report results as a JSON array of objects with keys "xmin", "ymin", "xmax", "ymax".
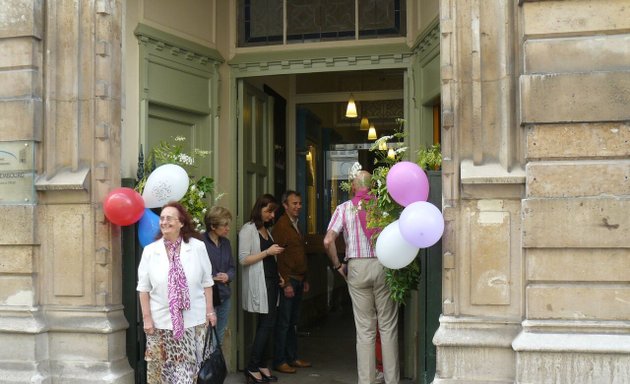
[
  {"xmin": 351, "ymin": 187, "xmax": 377, "ymax": 241},
  {"xmin": 164, "ymin": 237, "xmax": 190, "ymax": 340}
]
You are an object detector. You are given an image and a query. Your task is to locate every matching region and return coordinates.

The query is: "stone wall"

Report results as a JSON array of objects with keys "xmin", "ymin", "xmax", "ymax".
[
  {"xmin": 436, "ymin": 0, "xmax": 630, "ymax": 382},
  {"xmin": 516, "ymin": 0, "xmax": 630, "ymax": 382},
  {"xmin": 0, "ymin": 0, "xmax": 132, "ymax": 382}
]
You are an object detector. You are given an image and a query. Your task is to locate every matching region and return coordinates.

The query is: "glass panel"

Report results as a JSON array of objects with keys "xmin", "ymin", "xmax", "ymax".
[
  {"xmin": 358, "ymin": 0, "xmax": 405, "ymax": 39},
  {"xmin": 238, "ymin": 0, "xmax": 405, "ymax": 46},
  {"xmin": 287, "ymin": 0, "xmax": 355, "ymax": 43},
  {"xmin": 305, "ymin": 144, "xmax": 318, "ymax": 234},
  {"xmin": 238, "ymin": 0, "xmax": 283, "ymax": 47},
  {"xmin": 0, "ymin": 141, "xmax": 35, "ymax": 204}
]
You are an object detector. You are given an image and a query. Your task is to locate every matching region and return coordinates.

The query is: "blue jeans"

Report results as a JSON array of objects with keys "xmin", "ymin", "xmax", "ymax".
[
  {"xmin": 215, "ymin": 296, "xmax": 231, "ymax": 345},
  {"xmin": 273, "ymin": 278, "xmax": 304, "ymax": 367}
]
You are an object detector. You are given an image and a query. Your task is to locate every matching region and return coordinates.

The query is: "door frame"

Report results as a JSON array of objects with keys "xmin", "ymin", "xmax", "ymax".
[
  {"xmin": 235, "ymin": 79, "xmax": 275, "ymax": 369},
  {"xmin": 227, "ymin": 45, "xmax": 428, "ymax": 376}
]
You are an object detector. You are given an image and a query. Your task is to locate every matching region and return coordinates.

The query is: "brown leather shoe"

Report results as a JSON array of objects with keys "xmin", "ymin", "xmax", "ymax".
[
  {"xmin": 289, "ymin": 359, "xmax": 312, "ymax": 368},
  {"xmin": 274, "ymin": 363, "xmax": 297, "ymax": 374}
]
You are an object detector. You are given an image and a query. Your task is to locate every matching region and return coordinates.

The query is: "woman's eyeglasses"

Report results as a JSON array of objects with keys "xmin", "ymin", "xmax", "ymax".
[{"xmin": 159, "ymin": 215, "xmax": 179, "ymax": 223}]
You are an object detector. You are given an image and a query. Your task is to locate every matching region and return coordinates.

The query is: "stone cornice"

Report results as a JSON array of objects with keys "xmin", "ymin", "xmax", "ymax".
[
  {"xmin": 411, "ymin": 18, "xmax": 440, "ymax": 62},
  {"xmin": 134, "ymin": 23, "xmax": 224, "ymax": 67},
  {"xmin": 460, "ymin": 160, "xmax": 526, "ymax": 185},
  {"xmin": 35, "ymin": 167, "xmax": 90, "ymax": 191},
  {"xmin": 228, "ymin": 42, "xmax": 413, "ymax": 74}
]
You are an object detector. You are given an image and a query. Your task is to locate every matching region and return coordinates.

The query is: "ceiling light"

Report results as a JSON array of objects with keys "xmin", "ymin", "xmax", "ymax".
[
  {"xmin": 345, "ymin": 94, "xmax": 358, "ymax": 118},
  {"xmin": 367, "ymin": 124, "xmax": 377, "ymax": 140},
  {"xmin": 360, "ymin": 117, "xmax": 370, "ymax": 130}
]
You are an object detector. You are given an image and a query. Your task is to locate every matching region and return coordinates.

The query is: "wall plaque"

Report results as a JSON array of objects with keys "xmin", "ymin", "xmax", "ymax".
[{"xmin": 0, "ymin": 141, "xmax": 35, "ymax": 203}]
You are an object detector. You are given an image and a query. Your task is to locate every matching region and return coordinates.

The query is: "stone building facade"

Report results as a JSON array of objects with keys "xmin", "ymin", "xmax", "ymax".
[
  {"xmin": 0, "ymin": 0, "xmax": 627, "ymax": 383},
  {"xmin": 435, "ymin": 0, "xmax": 630, "ymax": 382}
]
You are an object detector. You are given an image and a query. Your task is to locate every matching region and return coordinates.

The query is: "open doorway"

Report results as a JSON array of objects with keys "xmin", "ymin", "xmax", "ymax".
[
  {"xmin": 293, "ymin": 70, "xmax": 410, "ymax": 381},
  {"xmin": 237, "ymin": 68, "xmax": 429, "ymax": 381}
]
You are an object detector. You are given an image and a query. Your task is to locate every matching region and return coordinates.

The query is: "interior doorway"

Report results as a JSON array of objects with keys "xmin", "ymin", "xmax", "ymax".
[{"xmin": 236, "ymin": 68, "xmax": 439, "ymax": 381}]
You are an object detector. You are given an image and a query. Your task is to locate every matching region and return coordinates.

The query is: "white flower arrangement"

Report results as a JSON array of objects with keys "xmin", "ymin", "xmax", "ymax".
[
  {"xmin": 177, "ymin": 153, "xmax": 195, "ymax": 165},
  {"xmin": 348, "ymin": 161, "xmax": 362, "ymax": 181},
  {"xmin": 137, "ymin": 136, "xmax": 215, "ymax": 232}
]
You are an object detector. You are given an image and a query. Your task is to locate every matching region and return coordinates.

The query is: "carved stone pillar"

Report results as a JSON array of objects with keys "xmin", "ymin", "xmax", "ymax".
[
  {"xmin": 434, "ymin": 0, "xmax": 524, "ymax": 382},
  {"xmin": 437, "ymin": 0, "xmax": 630, "ymax": 382},
  {"xmin": 0, "ymin": 0, "xmax": 132, "ymax": 382}
]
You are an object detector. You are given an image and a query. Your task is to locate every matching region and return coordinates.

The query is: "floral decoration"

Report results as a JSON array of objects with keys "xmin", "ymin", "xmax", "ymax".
[
  {"xmin": 361, "ymin": 120, "xmax": 420, "ymax": 304},
  {"xmin": 136, "ymin": 136, "xmax": 218, "ymax": 232}
]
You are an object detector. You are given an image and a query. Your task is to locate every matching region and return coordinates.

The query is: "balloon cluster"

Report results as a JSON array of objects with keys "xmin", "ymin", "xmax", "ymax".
[
  {"xmin": 375, "ymin": 161, "xmax": 444, "ymax": 269},
  {"xmin": 103, "ymin": 164, "xmax": 190, "ymax": 247}
]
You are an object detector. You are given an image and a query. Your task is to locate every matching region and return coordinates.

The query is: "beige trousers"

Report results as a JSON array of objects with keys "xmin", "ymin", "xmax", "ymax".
[{"xmin": 347, "ymin": 258, "xmax": 399, "ymax": 384}]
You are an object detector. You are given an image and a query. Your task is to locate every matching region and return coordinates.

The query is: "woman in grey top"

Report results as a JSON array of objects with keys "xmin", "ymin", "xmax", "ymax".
[{"xmin": 239, "ymin": 194, "xmax": 285, "ymax": 383}]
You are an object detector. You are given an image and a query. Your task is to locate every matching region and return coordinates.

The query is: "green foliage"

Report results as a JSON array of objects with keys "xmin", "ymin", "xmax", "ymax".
[
  {"xmin": 385, "ymin": 258, "xmax": 421, "ymax": 304},
  {"xmin": 417, "ymin": 143, "xmax": 442, "ymax": 171},
  {"xmin": 364, "ymin": 166, "xmax": 401, "ymax": 230},
  {"xmin": 136, "ymin": 136, "xmax": 216, "ymax": 232},
  {"xmin": 363, "ymin": 119, "xmax": 421, "ymax": 305}
]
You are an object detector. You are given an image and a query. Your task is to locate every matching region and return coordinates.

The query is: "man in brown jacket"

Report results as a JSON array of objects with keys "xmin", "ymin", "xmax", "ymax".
[{"xmin": 272, "ymin": 190, "xmax": 312, "ymax": 374}]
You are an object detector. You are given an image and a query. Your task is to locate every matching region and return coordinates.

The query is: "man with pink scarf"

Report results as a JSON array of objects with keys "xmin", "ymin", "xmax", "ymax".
[{"xmin": 324, "ymin": 169, "xmax": 400, "ymax": 384}]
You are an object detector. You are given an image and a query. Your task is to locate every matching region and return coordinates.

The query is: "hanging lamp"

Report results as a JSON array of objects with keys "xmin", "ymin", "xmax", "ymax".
[
  {"xmin": 360, "ymin": 116, "xmax": 370, "ymax": 130},
  {"xmin": 367, "ymin": 123, "xmax": 377, "ymax": 140},
  {"xmin": 345, "ymin": 94, "xmax": 358, "ymax": 118}
]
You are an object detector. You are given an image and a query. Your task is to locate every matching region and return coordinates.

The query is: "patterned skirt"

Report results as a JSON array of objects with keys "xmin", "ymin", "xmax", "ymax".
[{"xmin": 145, "ymin": 323, "xmax": 208, "ymax": 384}]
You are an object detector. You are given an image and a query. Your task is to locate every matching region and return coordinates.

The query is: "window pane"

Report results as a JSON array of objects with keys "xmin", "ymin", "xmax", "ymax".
[
  {"xmin": 237, "ymin": 0, "xmax": 405, "ymax": 47},
  {"xmin": 359, "ymin": 0, "xmax": 405, "ymax": 39},
  {"xmin": 287, "ymin": 0, "xmax": 355, "ymax": 43},
  {"xmin": 238, "ymin": 0, "xmax": 283, "ymax": 47}
]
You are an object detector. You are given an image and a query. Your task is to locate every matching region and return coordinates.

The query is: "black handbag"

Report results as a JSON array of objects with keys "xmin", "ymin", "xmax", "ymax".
[
  {"xmin": 213, "ymin": 285, "xmax": 222, "ymax": 307},
  {"xmin": 197, "ymin": 326, "xmax": 227, "ymax": 384}
]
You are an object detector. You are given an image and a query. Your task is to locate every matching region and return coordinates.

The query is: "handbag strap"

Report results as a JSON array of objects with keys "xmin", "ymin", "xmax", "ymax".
[{"xmin": 202, "ymin": 325, "xmax": 221, "ymax": 354}]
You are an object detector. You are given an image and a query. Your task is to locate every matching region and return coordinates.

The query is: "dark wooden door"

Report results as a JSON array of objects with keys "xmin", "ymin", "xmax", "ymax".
[
  {"xmin": 417, "ymin": 171, "xmax": 442, "ymax": 383},
  {"xmin": 121, "ymin": 178, "xmax": 147, "ymax": 384}
]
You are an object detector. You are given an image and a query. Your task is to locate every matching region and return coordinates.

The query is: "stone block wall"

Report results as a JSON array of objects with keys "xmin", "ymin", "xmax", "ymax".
[
  {"xmin": 436, "ymin": 0, "xmax": 630, "ymax": 382},
  {"xmin": 0, "ymin": 0, "xmax": 132, "ymax": 382},
  {"xmin": 516, "ymin": 1, "xmax": 630, "ymax": 382}
]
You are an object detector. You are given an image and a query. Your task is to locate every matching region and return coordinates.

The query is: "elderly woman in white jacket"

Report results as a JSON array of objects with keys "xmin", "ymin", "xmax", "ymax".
[
  {"xmin": 239, "ymin": 193, "xmax": 285, "ymax": 383},
  {"xmin": 137, "ymin": 201, "xmax": 216, "ymax": 383}
]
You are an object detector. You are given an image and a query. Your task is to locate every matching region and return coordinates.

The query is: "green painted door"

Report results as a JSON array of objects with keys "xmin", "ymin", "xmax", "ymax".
[
  {"xmin": 146, "ymin": 104, "xmax": 212, "ymax": 180},
  {"xmin": 237, "ymin": 79, "xmax": 274, "ymax": 369},
  {"xmin": 418, "ymin": 171, "xmax": 442, "ymax": 383}
]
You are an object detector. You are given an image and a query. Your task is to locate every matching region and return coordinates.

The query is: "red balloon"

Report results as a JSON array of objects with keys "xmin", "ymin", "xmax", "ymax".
[{"xmin": 103, "ymin": 187, "xmax": 145, "ymax": 226}]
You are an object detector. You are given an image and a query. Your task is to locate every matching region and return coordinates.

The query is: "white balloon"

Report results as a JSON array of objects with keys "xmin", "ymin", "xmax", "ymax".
[
  {"xmin": 375, "ymin": 220, "xmax": 420, "ymax": 270},
  {"xmin": 142, "ymin": 164, "xmax": 189, "ymax": 208}
]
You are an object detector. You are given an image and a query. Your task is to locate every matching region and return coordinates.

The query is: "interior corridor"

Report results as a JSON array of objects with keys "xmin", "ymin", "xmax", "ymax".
[{"xmin": 224, "ymin": 290, "xmax": 414, "ymax": 384}]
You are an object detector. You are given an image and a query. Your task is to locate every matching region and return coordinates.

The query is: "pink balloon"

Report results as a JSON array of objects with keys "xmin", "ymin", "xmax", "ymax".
[
  {"xmin": 103, "ymin": 187, "xmax": 145, "ymax": 226},
  {"xmin": 399, "ymin": 201, "xmax": 444, "ymax": 248},
  {"xmin": 386, "ymin": 161, "xmax": 429, "ymax": 207}
]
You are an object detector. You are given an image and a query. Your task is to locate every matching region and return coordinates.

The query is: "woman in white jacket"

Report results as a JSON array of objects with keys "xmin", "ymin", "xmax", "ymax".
[
  {"xmin": 239, "ymin": 194, "xmax": 285, "ymax": 383},
  {"xmin": 137, "ymin": 201, "xmax": 216, "ymax": 383}
]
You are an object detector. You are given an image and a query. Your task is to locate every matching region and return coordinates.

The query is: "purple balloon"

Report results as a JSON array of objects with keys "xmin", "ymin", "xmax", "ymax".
[
  {"xmin": 386, "ymin": 161, "xmax": 429, "ymax": 207},
  {"xmin": 399, "ymin": 201, "xmax": 444, "ymax": 248}
]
